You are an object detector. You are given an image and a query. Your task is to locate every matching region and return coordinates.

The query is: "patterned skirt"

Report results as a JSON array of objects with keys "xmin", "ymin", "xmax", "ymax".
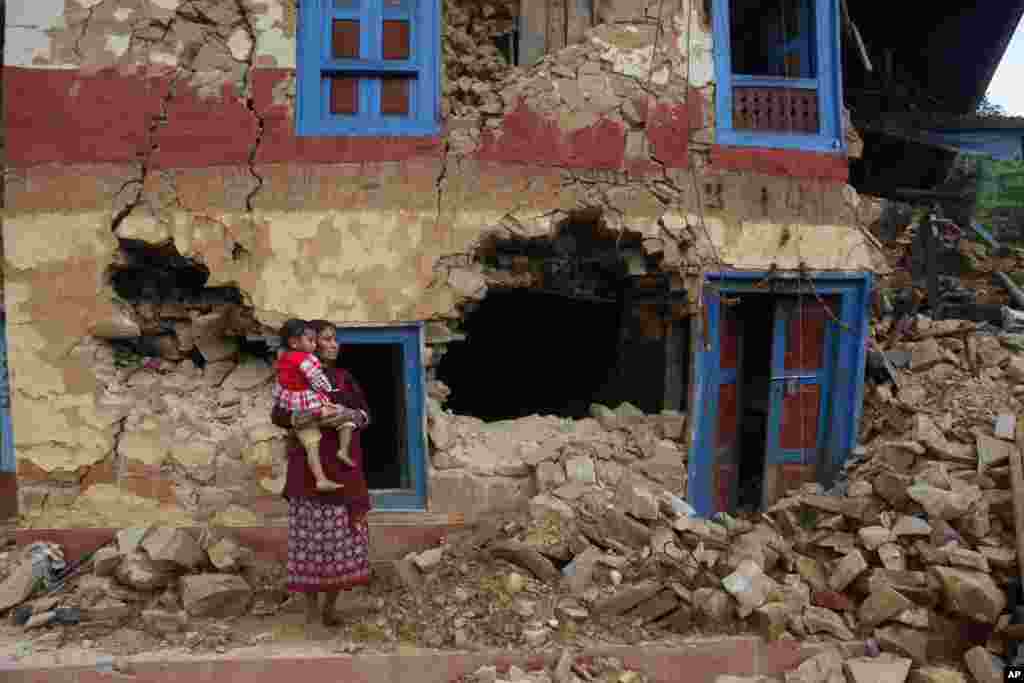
[{"xmin": 286, "ymin": 497, "xmax": 371, "ymax": 593}]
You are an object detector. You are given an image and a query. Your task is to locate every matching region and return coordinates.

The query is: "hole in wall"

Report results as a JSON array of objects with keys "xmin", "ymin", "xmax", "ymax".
[
  {"xmin": 438, "ymin": 213, "xmax": 688, "ymax": 421},
  {"xmin": 109, "ymin": 239, "xmax": 244, "ymax": 305}
]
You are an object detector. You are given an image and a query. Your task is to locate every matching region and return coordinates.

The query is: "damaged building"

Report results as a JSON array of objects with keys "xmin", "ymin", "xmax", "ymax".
[{"xmin": 7, "ymin": 0, "xmax": 1005, "ymax": 534}]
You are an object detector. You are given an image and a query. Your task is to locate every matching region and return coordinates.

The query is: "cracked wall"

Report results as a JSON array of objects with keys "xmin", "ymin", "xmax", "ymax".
[{"xmin": 3, "ymin": 0, "xmax": 883, "ymax": 526}]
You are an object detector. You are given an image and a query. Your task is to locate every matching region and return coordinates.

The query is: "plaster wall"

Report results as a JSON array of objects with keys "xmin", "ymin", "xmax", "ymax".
[{"xmin": 3, "ymin": 0, "xmax": 882, "ymax": 526}]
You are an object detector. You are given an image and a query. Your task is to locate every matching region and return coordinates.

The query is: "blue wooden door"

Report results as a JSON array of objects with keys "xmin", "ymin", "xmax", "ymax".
[{"xmin": 762, "ymin": 295, "xmax": 838, "ymax": 506}]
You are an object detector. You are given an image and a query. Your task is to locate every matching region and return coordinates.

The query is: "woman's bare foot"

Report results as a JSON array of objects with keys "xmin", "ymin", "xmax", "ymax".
[
  {"xmin": 336, "ymin": 453, "xmax": 354, "ymax": 467},
  {"xmin": 314, "ymin": 479, "xmax": 343, "ymax": 492}
]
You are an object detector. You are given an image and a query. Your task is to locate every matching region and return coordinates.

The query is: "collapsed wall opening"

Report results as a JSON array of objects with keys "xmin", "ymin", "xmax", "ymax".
[
  {"xmin": 437, "ymin": 215, "xmax": 689, "ymax": 421},
  {"xmin": 100, "ymin": 239, "xmax": 262, "ymax": 365},
  {"xmin": 109, "ymin": 239, "xmax": 243, "ymax": 305}
]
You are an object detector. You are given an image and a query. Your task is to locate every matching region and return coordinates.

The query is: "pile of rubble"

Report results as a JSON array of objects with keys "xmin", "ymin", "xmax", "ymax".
[
  {"xmin": 723, "ymin": 648, "xmax": 986, "ymax": 683},
  {"xmin": 0, "ymin": 525, "xmax": 287, "ymax": 655},
  {"xmin": 426, "ymin": 396, "xmax": 689, "ymax": 525},
  {"xmin": 461, "ymin": 653, "xmax": 647, "ymax": 683},
  {"xmin": 411, "ymin": 320, "xmax": 1024, "ymax": 679}
]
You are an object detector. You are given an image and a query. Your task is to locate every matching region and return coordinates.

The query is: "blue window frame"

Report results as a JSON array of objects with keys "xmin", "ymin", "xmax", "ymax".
[
  {"xmin": 335, "ymin": 324, "xmax": 427, "ymax": 511},
  {"xmin": 296, "ymin": 0, "xmax": 440, "ymax": 136},
  {"xmin": 687, "ymin": 271, "xmax": 871, "ymax": 517},
  {"xmin": 712, "ymin": 0, "xmax": 845, "ymax": 153}
]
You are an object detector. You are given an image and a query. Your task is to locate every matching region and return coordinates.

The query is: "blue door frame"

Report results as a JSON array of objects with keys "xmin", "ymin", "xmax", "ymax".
[
  {"xmin": 335, "ymin": 323, "xmax": 427, "ymax": 511},
  {"xmin": 0, "ymin": 305, "xmax": 13, "ymax": 479},
  {"xmin": 687, "ymin": 271, "xmax": 871, "ymax": 517}
]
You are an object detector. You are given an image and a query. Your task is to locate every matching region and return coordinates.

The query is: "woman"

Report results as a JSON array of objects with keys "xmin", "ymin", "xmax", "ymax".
[{"xmin": 271, "ymin": 319, "xmax": 373, "ymax": 629}]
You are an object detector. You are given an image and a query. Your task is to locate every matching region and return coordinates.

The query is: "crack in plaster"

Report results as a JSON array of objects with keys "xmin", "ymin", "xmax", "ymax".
[{"xmin": 231, "ymin": 0, "xmax": 266, "ymax": 212}]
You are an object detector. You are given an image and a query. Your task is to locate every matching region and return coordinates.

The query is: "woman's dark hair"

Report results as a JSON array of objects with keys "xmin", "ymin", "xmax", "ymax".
[
  {"xmin": 278, "ymin": 319, "xmax": 310, "ymax": 348},
  {"xmin": 308, "ymin": 319, "xmax": 336, "ymax": 336}
]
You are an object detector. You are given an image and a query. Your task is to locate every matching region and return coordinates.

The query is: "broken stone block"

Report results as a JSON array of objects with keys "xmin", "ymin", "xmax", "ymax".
[
  {"xmin": 783, "ymin": 647, "xmax": 844, "ymax": 683},
  {"xmin": 828, "ymin": 550, "xmax": 868, "ymax": 592},
  {"xmin": 93, "ymin": 547, "xmax": 123, "ymax": 577},
  {"xmin": 627, "ymin": 589, "xmax": 680, "ymax": 623},
  {"xmin": 220, "ymin": 360, "xmax": 273, "ymax": 391},
  {"xmin": 914, "ymin": 415, "xmax": 975, "ymax": 464},
  {"xmin": 874, "ymin": 471, "xmax": 913, "ymax": 508},
  {"xmin": 180, "ymin": 574, "xmax": 253, "ymax": 618},
  {"xmin": 874, "ymin": 625, "xmax": 929, "ymax": 664},
  {"xmin": 115, "ymin": 553, "xmax": 174, "ymax": 592},
  {"xmin": 964, "ymin": 646, "xmax": 1004, "ymax": 683},
  {"xmin": 812, "ymin": 590, "xmax": 854, "ymax": 613},
  {"xmin": 878, "ymin": 543, "xmax": 907, "ymax": 571},
  {"xmin": 754, "ymin": 602, "xmax": 795, "ymax": 641},
  {"xmin": 910, "ymin": 338, "xmax": 944, "ymax": 371},
  {"xmin": 794, "ymin": 555, "xmax": 828, "ymax": 593},
  {"xmin": 692, "ymin": 587, "xmax": 735, "ymax": 626},
  {"xmin": 892, "ymin": 515, "xmax": 932, "ymax": 537},
  {"xmin": 600, "ymin": 508, "xmax": 654, "ymax": 548},
  {"xmin": 614, "ymin": 477, "xmax": 659, "ymax": 521},
  {"xmin": 141, "ymin": 527, "xmax": 206, "ymax": 572},
  {"xmin": 140, "ymin": 609, "xmax": 189, "ymax": 635},
  {"xmin": 930, "ymin": 566, "xmax": 1006, "ymax": 623},
  {"xmin": 117, "ymin": 527, "xmax": 151, "ymax": 555},
  {"xmin": 843, "ymin": 656, "xmax": 911, "ymax": 683},
  {"xmin": 413, "ymin": 547, "xmax": 444, "ymax": 572},
  {"xmin": 593, "ymin": 579, "xmax": 663, "ymax": 616},
  {"xmin": 206, "ymin": 537, "xmax": 253, "ymax": 573},
  {"xmin": 529, "ymin": 494, "xmax": 576, "ymax": 523},
  {"xmin": 859, "ymin": 584, "xmax": 914, "ymax": 629},
  {"xmin": 564, "ymin": 455, "xmax": 596, "ymax": 485},
  {"xmin": 0, "ymin": 559, "xmax": 38, "ymax": 612},
  {"xmin": 803, "ymin": 605, "xmax": 855, "ymax": 640},
  {"xmin": 535, "ymin": 461, "xmax": 566, "ymax": 492},
  {"xmin": 490, "ymin": 541, "xmax": 561, "ymax": 583},
  {"xmin": 859, "ymin": 526, "xmax": 895, "ymax": 551},
  {"xmin": 946, "ymin": 546, "xmax": 990, "ymax": 572},
  {"xmin": 1007, "ymin": 355, "xmax": 1024, "ymax": 383},
  {"xmin": 195, "ymin": 336, "xmax": 239, "ymax": 363},
  {"xmin": 722, "ymin": 560, "xmax": 779, "ymax": 618},
  {"xmin": 90, "ymin": 311, "xmax": 141, "ymax": 339},
  {"xmin": 908, "ymin": 667, "xmax": 966, "ymax": 683},
  {"xmin": 389, "ymin": 558, "xmax": 423, "ymax": 592},
  {"xmin": 561, "ymin": 546, "xmax": 603, "ymax": 595},
  {"xmin": 907, "ymin": 484, "xmax": 979, "ymax": 520},
  {"xmin": 977, "ymin": 433, "xmax": 1016, "ymax": 470},
  {"xmin": 893, "ymin": 607, "xmax": 930, "ymax": 629}
]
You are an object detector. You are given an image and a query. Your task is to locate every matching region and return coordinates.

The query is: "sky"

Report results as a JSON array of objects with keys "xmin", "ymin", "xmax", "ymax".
[{"xmin": 987, "ymin": 21, "xmax": 1024, "ymax": 115}]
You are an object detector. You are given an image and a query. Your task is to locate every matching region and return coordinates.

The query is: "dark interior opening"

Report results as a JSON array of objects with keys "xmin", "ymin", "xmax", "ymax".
[
  {"xmin": 436, "ymin": 289, "xmax": 622, "ymax": 421},
  {"xmin": 338, "ymin": 343, "xmax": 406, "ymax": 490},
  {"xmin": 109, "ymin": 238, "xmax": 243, "ymax": 305},
  {"xmin": 729, "ymin": 0, "xmax": 817, "ymax": 78},
  {"xmin": 734, "ymin": 295, "xmax": 775, "ymax": 512}
]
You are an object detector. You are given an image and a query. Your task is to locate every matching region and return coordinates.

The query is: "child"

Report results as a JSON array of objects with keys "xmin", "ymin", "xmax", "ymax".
[{"xmin": 272, "ymin": 319, "xmax": 357, "ymax": 492}]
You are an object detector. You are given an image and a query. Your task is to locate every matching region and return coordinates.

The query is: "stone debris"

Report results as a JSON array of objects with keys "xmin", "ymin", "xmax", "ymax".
[{"xmin": 460, "ymin": 654, "xmax": 648, "ymax": 683}]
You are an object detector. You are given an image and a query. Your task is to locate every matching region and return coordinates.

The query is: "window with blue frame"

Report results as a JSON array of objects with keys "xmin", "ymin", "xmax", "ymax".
[
  {"xmin": 296, "ymin": 0, "xmax": 441, "ymax": 136},
  {"xmin": 712, "ymin": 0, "xmax": 844, "ymax": 153}
]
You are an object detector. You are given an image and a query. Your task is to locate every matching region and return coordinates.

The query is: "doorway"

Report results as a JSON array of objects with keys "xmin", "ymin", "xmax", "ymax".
[
  {"xmin": 335, "ymin": 325, "xmax": 426, "ymax": 511},
  {"xmin": 688, "ymin": 273, "xmax": 871, "ymax": 517}
]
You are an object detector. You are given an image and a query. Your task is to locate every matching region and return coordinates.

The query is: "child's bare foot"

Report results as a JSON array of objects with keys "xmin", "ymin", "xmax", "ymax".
[
  {"xmin": 314, "ymin": 479, "xmax": 344, "ymax": 492},
  {"xmin": 336, "ymin": 454, "xmax": 355, "ymax": 467}
]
